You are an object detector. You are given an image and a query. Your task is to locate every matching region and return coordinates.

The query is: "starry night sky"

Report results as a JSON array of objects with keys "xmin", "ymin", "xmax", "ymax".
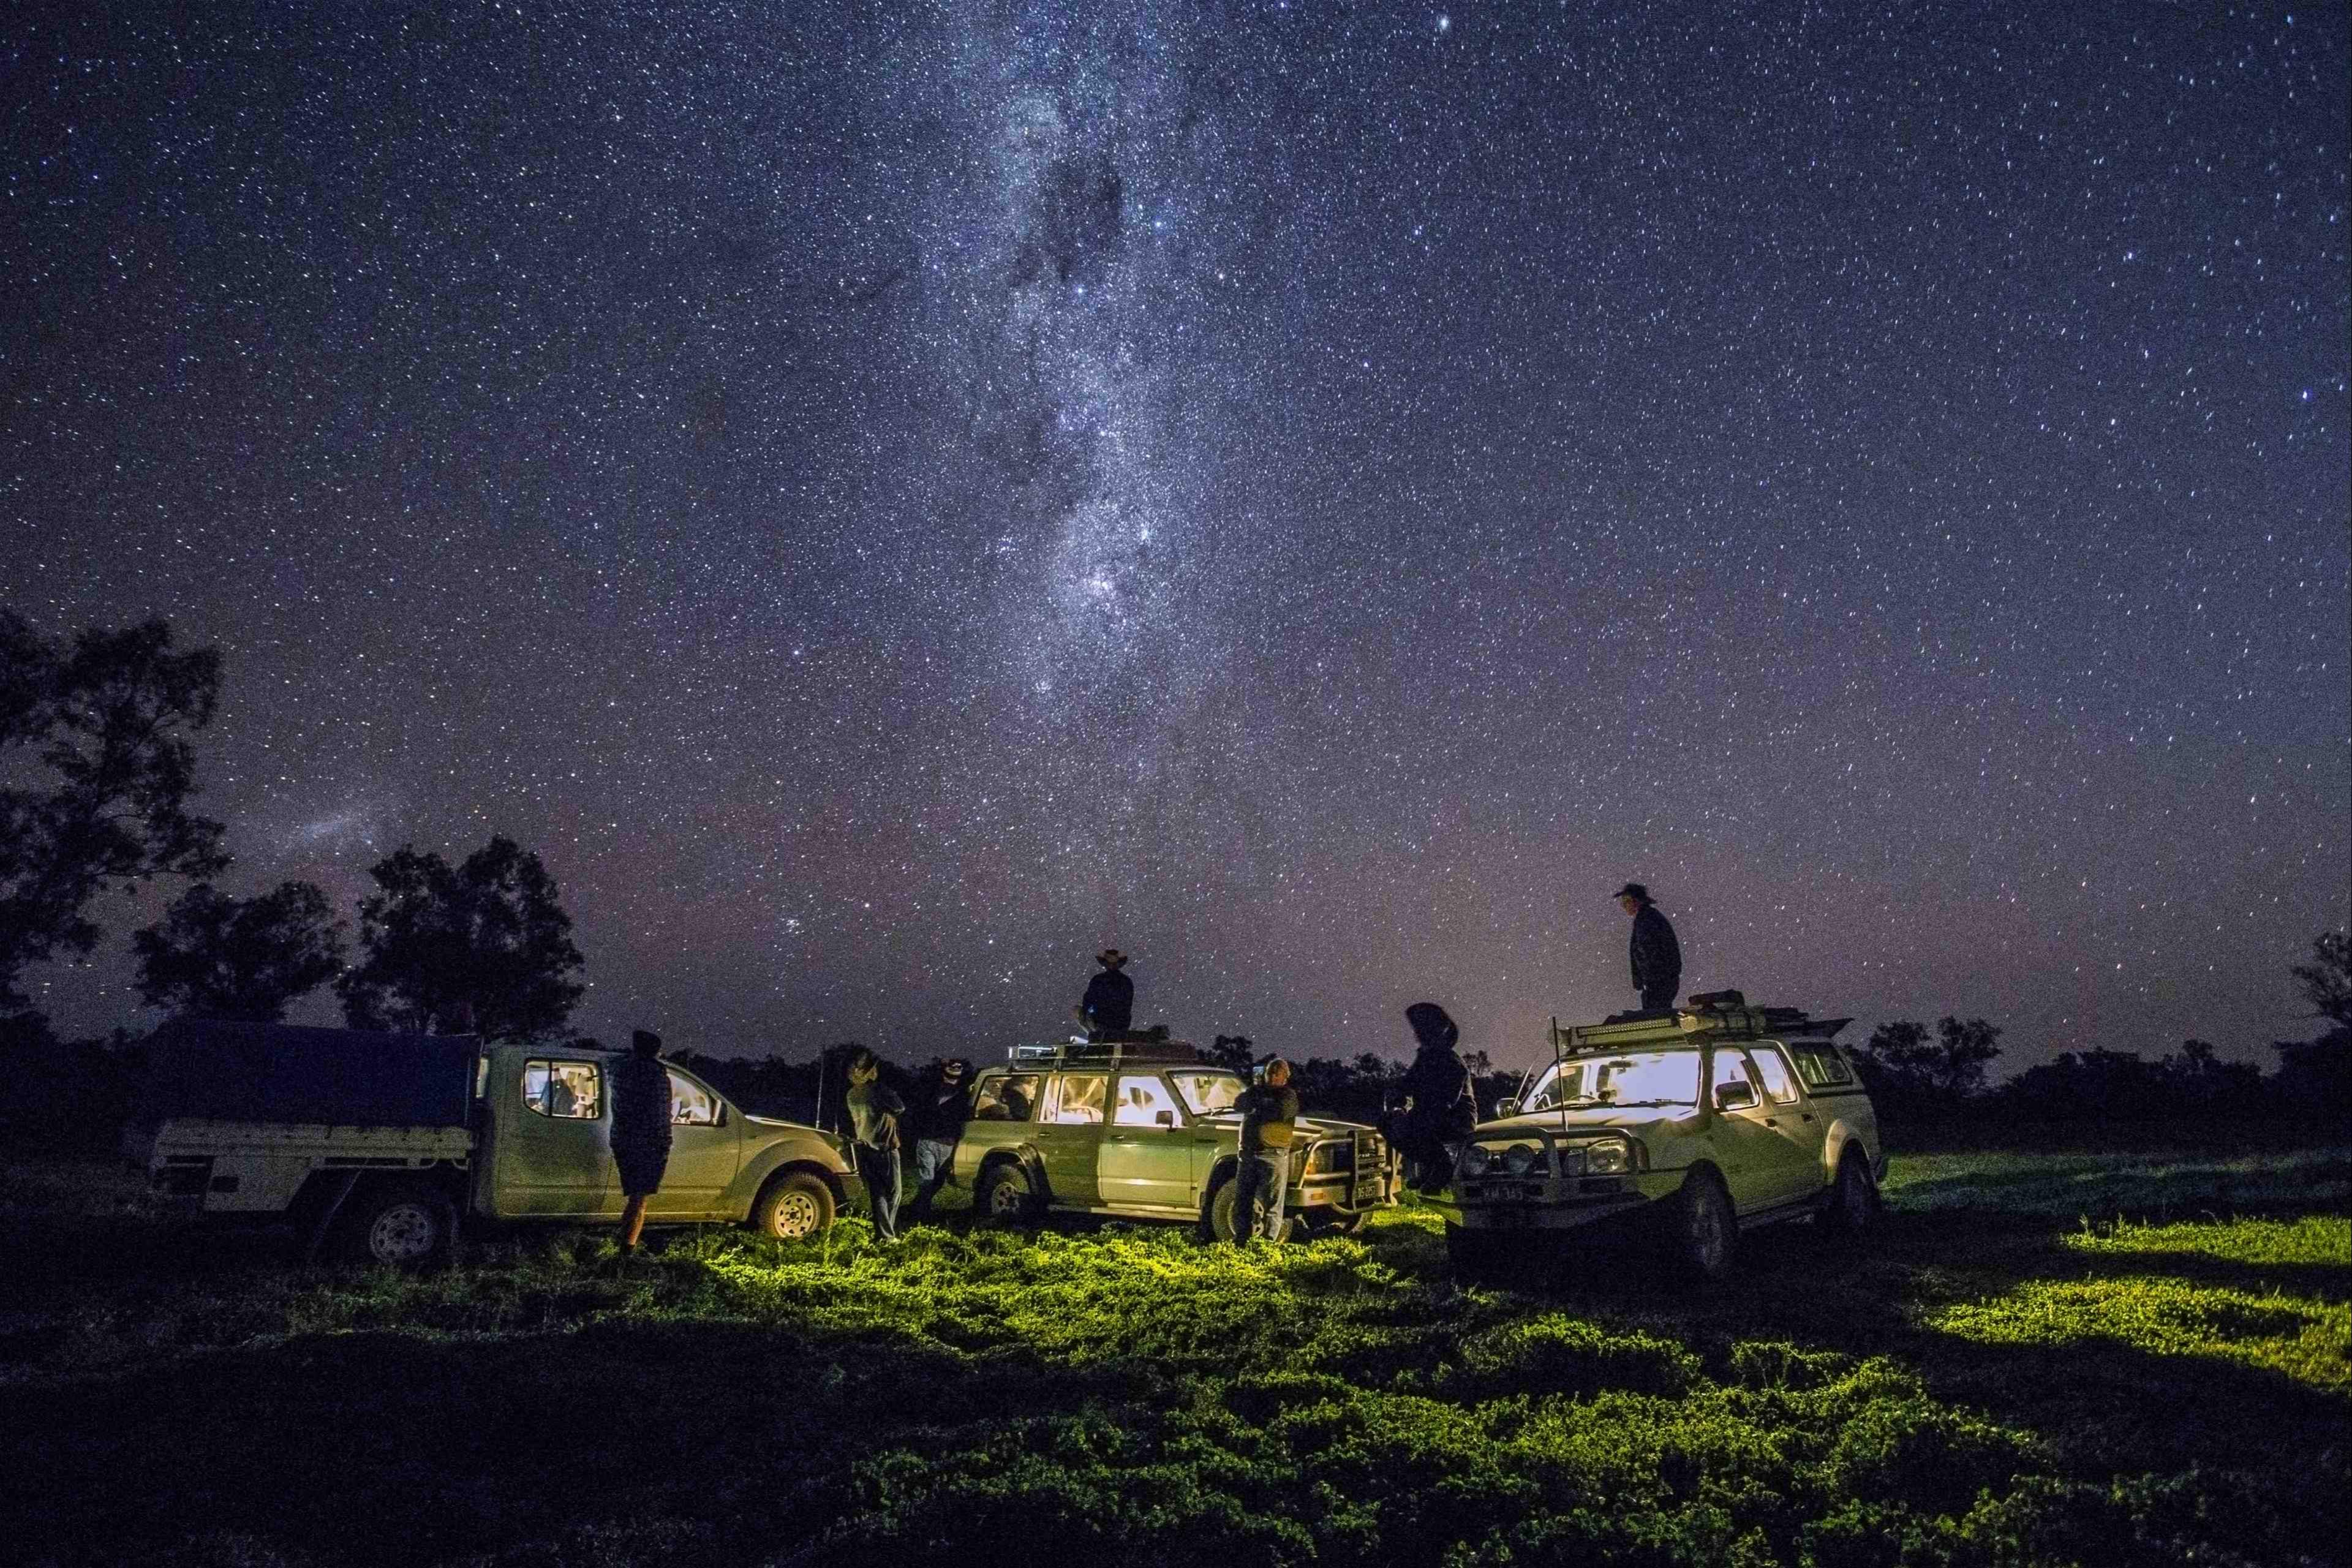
[{"xmin": 5, "ymin": 2, "xmax": 2346, "ymax": 1073}]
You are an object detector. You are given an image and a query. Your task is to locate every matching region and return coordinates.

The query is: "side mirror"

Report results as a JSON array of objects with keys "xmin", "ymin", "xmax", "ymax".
[
  {"xmin": 1155, "ymin": 1110, "xmax": 1175, "ymax": 1127},
  {"xmin": 1494, "ymin": 1098, "xmax": 1520, "ymax": 1118},
  {"xmin": 1713, "ymin": 1080, "xmax": 1758, "ymax": 1112}
]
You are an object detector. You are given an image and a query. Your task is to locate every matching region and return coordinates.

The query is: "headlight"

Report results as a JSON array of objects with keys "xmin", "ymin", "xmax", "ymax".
[
  {"xmin": 1460, "ymin": 1144, "xmax": 1493, "ymax": 1176},
  {"xmin": 1307, "ymin": 1142, "xmax": 1355, "ymax": 1174},
  {"xmin": 1585, "ymin": 1138, "xmax": 1635, "ymax": 1175},
  {"xmin": 1501, "ymin": 1142, "xmax": 1542, "ymax": 1176}
]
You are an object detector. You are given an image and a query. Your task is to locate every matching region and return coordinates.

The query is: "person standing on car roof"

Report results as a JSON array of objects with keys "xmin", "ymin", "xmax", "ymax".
[
  {"xmin": 845, "ymin": 1049, "xmax": 906, "ymax": 1242},
  {"xmin": 1229, "ymin": 1057, "xmax": 1300, "ymax": 1242},
  {"xmin": 903, "ymin": 1056, "xmax": 971, "ymax": 1224},
  {"xmin": 1615, "ymin": 882, "xmax": 1683, "ymax": 1012},
  {"xmin": 1394, "ymin": 1002, "xmax": 1477, "ymax": 1195},
  {"xmin": 612, "ymin": 1028, "xmax": 673, "ymax": 1258},
  {"xmin": 1078, "ymin": 948, "xmax": 1134, "ymax": 1038}
]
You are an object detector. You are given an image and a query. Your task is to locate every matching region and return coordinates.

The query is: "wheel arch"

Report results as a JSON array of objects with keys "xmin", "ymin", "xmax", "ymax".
[
  {"xmin": 736, "ymin": 1134, "xmax": 854, "ymax": 1210},
  {"xmin": 978, "ymin": 1145, "xmax": 1050, "ymax": 1198},
  {"xmin": 756, "ymin": 1157, "xmax": 850, "ymax": 1213},
  {"xmin": 1820, "ymin": 1121, "xmax": 1870, "ymax": 1180}
]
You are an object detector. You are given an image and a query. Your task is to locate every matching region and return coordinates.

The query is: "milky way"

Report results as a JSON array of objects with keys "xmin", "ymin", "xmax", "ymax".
[{"xmin": 4, "ymin": 1, "xmax": 2345, "ymax": 1072}]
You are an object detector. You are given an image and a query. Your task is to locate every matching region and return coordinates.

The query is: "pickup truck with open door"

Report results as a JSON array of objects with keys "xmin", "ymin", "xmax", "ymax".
[{"xmin": 122, "ymin": 1019, "xmax": 855, "ymax": 1264}]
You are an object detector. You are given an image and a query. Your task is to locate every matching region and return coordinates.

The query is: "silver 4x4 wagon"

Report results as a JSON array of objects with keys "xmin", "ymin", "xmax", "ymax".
[
  {"xmin": 955, "ymin": 1039, "xmax": 1398, "ymax": 1240},
  {"xmin": 1435, "ymin": 998, "xmax": 1884, "ymax": 1280}
]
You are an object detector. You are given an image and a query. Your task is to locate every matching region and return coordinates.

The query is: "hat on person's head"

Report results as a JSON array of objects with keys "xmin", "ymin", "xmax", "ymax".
[
  {"xmin": 943, "ymin": 1057, "xmax": 969, "ymax": 1075},
  {"xmin": 1611, "ymin": 883, "xmax": 1651, "ymax": 903},
  {"xmin": 1096, "ymin": 948, "xmax": 1128, "ymax": 968},
  {"xmin": 631, "ymin": 1028, "xmax": 663, "ymax": 1058},
  {"xmin": 1405, "ymin": 1001, "xmax": 1460, "ymax": 1054}
]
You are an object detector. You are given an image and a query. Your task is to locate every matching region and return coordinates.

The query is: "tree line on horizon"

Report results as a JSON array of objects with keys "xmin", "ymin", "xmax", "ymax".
[{"xmin": 5, "ymin": 609, "xmax": 2346, "ymax": 1141}]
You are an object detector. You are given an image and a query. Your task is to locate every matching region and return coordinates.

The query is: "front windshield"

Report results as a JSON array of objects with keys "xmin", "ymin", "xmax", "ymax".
[
  {"xmin": 1169, "ymin": 1071, "xmax": 1247, "ymax": 1117},
  {"xmin": 1522, "ymin": 1049, "xmax": 1702, "ymax": 1111}
]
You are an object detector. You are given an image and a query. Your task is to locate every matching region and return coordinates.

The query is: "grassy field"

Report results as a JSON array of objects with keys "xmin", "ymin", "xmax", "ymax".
[{"xmin": 3, "ymin": 1147, "xmax": 2345, "ymax": 1567}]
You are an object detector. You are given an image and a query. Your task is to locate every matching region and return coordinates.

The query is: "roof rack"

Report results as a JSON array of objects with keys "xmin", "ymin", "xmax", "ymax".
[
  {"xmin": 1004, "ymin": 1037, "xmax": 1205, "ymax": 1068},
  {"xmin": 1550, "ymin": 995, "xmax": 1850, "ymax": 1055}
]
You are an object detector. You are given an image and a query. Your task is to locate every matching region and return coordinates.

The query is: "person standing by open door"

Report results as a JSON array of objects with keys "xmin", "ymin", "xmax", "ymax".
[{"xmin": 612, "ymin": 1028, "xmax": 673, "ymax": 1259}]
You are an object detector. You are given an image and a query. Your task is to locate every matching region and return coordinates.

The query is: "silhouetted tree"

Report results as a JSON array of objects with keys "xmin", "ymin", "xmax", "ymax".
[
  {"xmin": 2290, "ymin": 931, "xmax": 2351, "ymax": 1036},
  {"xmin": 1, "ymin": 612, "xmax": 227, "ymax": 1025},
  {"xmin": 133, "ymin": 881, "xmax": 345, "ymax": 1022},
  {"xmin": 2275, "ymin": 932, "xmax": 2352, "ymax": 1122},
  {"xmin": 1206, "ymin": 1033, "xmax": 1254, "ymax": 1072},
  {"xmin": 336, "ymin": 836, "xmax": 584, "ymax": 1041},
  {"xmin": 1849, "ymin": 1016, "xmax": 2002, "ymax": 1121}
]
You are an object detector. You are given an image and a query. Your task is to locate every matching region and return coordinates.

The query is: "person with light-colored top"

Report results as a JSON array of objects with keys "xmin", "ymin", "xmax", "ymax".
[{"xmin": 845, "ymin": 1048, "xmax": 907, "ymax": 1242}]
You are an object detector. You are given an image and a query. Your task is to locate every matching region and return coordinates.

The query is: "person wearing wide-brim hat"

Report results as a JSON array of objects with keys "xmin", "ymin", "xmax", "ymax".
[
  {"xmin": 1394, "ymin": 1003, "xmax": 1476, "ymax": 1194},
  {"xmin": 1078, "ymin": 947, "xmax": 1135, "ymax": 1038},
  {"xmin": 1613, "ymin": 883, "xmax": 1683, "ymax": 1012}
]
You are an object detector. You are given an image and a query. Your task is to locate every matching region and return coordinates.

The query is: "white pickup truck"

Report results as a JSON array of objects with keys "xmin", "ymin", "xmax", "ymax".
[{"xmin": 122, "ymin": 1019, "xmax": 856, "ymax": 1264}]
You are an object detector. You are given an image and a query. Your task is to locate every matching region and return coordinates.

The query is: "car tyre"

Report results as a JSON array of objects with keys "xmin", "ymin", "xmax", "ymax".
[
  {"xmin": 1208, "ymin": 1173, "xmax": 1294, "ymax": 1243},
  {"xmin": 1667, "ymin": 1168, "xmax": 1735, "ymax": 1281},
  {"xmin": 341, "ymin": 1181, "xmax": 454, "ymax": 1268},
  {"xmin": 750, "ymin": 1170, "xmax": 836, "ymax": 1240},
  {"xmin": 1817, "ymin": 1150, "xmax": 1879, "ymax": 1238},
  {"xmin": 977, "ymin": 1158, "xmax": 1043, "ymax": 1225}
]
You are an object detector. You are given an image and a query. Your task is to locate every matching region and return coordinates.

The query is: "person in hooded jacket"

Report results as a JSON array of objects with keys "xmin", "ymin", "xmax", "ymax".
[{"xmin": 1392, "ymin": 1002, "xmax": 1476, "ymax": 1194}]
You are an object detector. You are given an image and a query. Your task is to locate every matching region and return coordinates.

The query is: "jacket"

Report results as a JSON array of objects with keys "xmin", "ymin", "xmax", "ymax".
[
  {"xmin": 848, "ymin": 1080, "xmax": 906, "ymax": 1151},
  {"xmin": 1081, "ymin": 968, "xmax": 1134, "ymax": 1033},
  {"xmin": 1630, "ymin": 903, "xmax": 1683, "ymax": 993},
  {"xmin": 1237, "ymin": 1083, "xmax": 1301, "ymax": 1156},
  {"xmin": 611, "ymin": 1055, "xmax": 674, "ymax": 1155}
]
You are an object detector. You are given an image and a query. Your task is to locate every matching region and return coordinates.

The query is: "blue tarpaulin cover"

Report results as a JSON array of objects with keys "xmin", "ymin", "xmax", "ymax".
[{"xmin": 135, "ymin": 1019, "xmax": 479, "ymax": 1129}]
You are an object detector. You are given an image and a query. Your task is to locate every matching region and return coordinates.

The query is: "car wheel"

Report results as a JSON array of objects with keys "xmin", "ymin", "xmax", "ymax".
[
  {"xmin": 1208, "ymin": 1174, "xmax": 1294, "ymax": 1243},
  {"xmin": 1817, "ymin": 1151, "xmax": 1879, "ymax": 1238},
  {"xmin": 1444, "ymin": 1223, "xmax": 1520, "ymax": 1284},
  {"xmin": 342, "ymin": 1182, "xmax": 453, "ymax": 1267},
  {"xmin": 977, "ymin": 1159, "xmax": 1042, "ymax": 1224},
  {"xmin": 1668, "ymin": 1169, "xmax": 1735, "ymax": 1281},
  {"xmin": 750, "ymin": 1170, "xmax": 836, "ymax": 1240}
]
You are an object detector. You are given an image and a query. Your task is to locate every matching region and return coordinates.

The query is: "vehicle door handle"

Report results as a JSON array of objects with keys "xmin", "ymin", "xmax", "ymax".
[{"xmin": 1801, "ymin": 1114, "xmax": 1816, "ymax": 1123}]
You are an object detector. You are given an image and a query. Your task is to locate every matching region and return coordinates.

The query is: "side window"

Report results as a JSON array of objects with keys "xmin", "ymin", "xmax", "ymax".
[
  {"xmin": 1710, "ymin": 1049, "xmax": 1762, "ymax": 1110},
  {"xmin": 668, "ymin": 1071, "xmax": 722, "ymax": 1126},
  {"xmin": 1047, "ymin": 1073, "xmax": 1108, "ymax": 1126},
  {"xmin": 971, "ymin": 1073, "xmax": 1039, "ymax": 1121},
  {"xmin": 523, "ymin": 1060, "xmax": 601, "ymax": 1120},
  {"xmin": 1787, "ymin": 1044, "xmax": 1855, "ymax": 1091},
  {"xmin": 1114, "ymin": 1074, "xmax": 1182, "ymax": 1128},
  {"xmin": 1749, "ymin": 1047, "xmax": 1799, "ymax": 1104}
]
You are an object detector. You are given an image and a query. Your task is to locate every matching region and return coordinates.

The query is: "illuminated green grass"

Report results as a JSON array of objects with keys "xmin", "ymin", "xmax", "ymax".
[{"xmin": 2, "ymin": 1155, "xmax": 2346, "ymax": 1567}]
